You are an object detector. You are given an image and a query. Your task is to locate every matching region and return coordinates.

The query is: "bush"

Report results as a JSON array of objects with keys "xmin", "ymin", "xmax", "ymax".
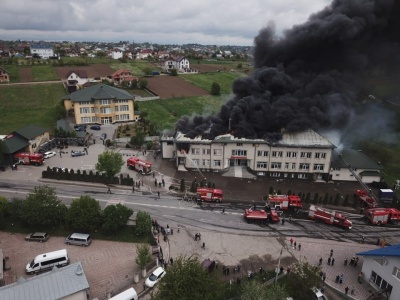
[{"xmin": 210, "ymin": 82, "xmax": 221, "ymax": 95}]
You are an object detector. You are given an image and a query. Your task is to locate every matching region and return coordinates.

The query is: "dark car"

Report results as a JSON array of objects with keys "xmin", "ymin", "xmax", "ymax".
[
  {"xmin": 71, "ymin": 150, "xmax": 86, "ymax": 157},
  {"xmin": 25, "ymin": 232, "xmax": 49, "ymax": 242},
  {"xmin": 90, "ymin": 125, "xmax": 101, "ymax": 130}
]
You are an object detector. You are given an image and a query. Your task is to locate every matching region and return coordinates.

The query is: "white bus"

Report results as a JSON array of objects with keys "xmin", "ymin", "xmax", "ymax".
[
  {"xmin": 109, "ymin": 288, "xmax": 138, "ymax": 300},
  {"xmin": 26, "ymin": 249, "xmax": 69, "ymax": 274}
]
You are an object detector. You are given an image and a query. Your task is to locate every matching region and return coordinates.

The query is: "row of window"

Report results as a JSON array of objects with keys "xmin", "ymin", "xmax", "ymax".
[
  {"xmin": 258, "ymin": 162, "xmax": 325, "ymax": 171},
  {"xmin": 79, "ymin": 100, "xmax": 130, "ymax": 105},
  {"xmin": 80, "ymin": 114, "xmax": 130, "ymax": 123},
  {"xmin": 80, "ymin": 105, "xmax": 129, "ymax": 114},
  {"xmin": 189, "ymin": 148, "xmax": 327, "ymax": 160}
]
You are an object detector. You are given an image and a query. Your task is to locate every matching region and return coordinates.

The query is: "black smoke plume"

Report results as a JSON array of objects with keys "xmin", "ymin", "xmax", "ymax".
[{"xmin": 175, "ymin": 0, "xmax": 400, "ymax": 141}]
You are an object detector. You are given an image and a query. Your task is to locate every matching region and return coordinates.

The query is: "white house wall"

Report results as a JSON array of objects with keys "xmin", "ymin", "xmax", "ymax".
[{"xmin": 361, "ymin": 256, "xmax": 400, "ymax": 300}]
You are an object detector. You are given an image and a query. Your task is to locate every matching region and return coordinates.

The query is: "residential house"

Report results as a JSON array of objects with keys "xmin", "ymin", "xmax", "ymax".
[
  {"xmin": 330, "ymin": 149, "xmax": 383, "ymax": 183},
  {"xmin": 162, "ymin": 56, "xmax": 190, "ymax": 73},
  {"xmin": 110, "ymin": 48, "xmax": 123, "ymax": 60},
  {"xmin": 0, "ymin": 125, "xmax": 50, "ymax": 164},
  {"xmin": 357, "ymin": 244, "xmax": 400, "ymax": 300},
  {"xmin": 0, "ymin": 262, "xmax": 90, "ymax": 300},
  {"xmin": 66, "ymin": 70, "xmax": 89, "ymax": 93},
  {"xmin": 30, "ymin": 43, "xmax": 54, "ymax": 59},
  {"xmin": 62, "ymin": 83, "xmax": 137, "ymax": 125},
  {"xmin": 111, "ymin": 69, "xmax": 138, "ymax": 86},
  {"xmin": 0, "ymin": 67, "xmax": 10, "ymax": 83},
  {"xmin": 157, "ymin": 51, "xmax": 170, "ymax": 60},
  {"xmin": 138, "ymin": 49, "xmax": 153, "ymax": 60}
]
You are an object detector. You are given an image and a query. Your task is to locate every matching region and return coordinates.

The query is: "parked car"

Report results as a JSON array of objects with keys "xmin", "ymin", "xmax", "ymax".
[
  {"xmin": 71, "ymin": 150, "xmax": 86, "ymax": 157},
  {"xmin": 43, "ymin": 151, "xmax": 56, "ymax": 159},
  {"xmin": 75, "ymin": 126, "xmax": 86, "ymax": 132},
  {"xmin": 90, "ymin": 125, "xmax": 101, "ymax": 130},
  {"xmin": 312, "ymin": 287, "xmax": 328, "ymax": 300},
  {"xmin": 65, "ymin": 233, "xmax": 92, "ymax": 247},
  {"xmin": 145, "ymin": 267, "xmax": 166, "ymax": 288},
  {"xmin": 25, "ymin": 232, "xmax": 49, "ymax": 242}
]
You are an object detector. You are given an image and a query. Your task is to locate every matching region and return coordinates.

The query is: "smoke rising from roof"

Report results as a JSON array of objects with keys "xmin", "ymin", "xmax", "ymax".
[{"xmin": 175, "ymin": 0, "xmax": 400, "ymax": 142}]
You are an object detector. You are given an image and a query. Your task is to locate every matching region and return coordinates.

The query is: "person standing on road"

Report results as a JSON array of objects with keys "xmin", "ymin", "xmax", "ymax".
[
  {"xmin": 107, "ymin": 187, "xmax": 111, "ymax": 194},
  {"xmin": 331, "ymin": 258, "xmax": 335, "ymax": 266},
  {"xmin": 298, "ymin": 243, "xmax": 301, "ymax": 251},
  {"xmin": 290, "ymin": 238, "xmax": 293, "ymax": 246},
  {"xmin": 319, "ymin": 257, "xmax": 323, "ymax": 266},
  {"xmin": 157, "ymin": 191, "xmax": 160, "ymax": 199}
]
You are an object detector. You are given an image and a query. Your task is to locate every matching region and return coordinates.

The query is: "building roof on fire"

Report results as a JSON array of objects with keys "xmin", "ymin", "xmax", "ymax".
[
  {"xmin": 331, "ymin": 149, "xmax": 383, "ymax": 170},
  {"xmin": 62, "ymin": 83, "xmax": 134, "ymax": 102},
  {"xmin": 357, "ymin": 243, "xmax": 400, "ymax": 257}
]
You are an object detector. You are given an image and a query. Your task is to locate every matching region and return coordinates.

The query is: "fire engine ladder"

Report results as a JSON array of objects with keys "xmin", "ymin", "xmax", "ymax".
[{"xmin": 337, "ymin": 151, "xmax": 379, "ymax": 207}]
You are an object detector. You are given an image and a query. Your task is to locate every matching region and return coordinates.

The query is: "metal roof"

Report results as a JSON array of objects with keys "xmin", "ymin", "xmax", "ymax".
[
  {"xmin": 0, "ymin": 262, "xmax": 89, "ymax": 300},
  {"xmin": 1, "ymin": 134, "xmax": 29, "ymax": 154},
  {"xmin": 15, "ymin": 125, "xmax": 48, "ymax": 140},
  {"xmin": 331, "ymin": 149, "xmax": 383, "ymax": 170},
  {"xmin": 357, "ymin": 243, "xmax": 400, "ymax": 257},
  {"xmin": 276, "ymin": 129, "xmax": 335, "ymax": 148},
  {"xmin": 62, "ymin": 83, "xmax": 134, "ymax": 102}
]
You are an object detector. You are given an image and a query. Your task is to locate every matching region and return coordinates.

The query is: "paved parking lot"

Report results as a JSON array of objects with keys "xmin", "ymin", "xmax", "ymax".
[{"xmin": 0, "ymin": 231, "xmax": 140, "ymax": 299}]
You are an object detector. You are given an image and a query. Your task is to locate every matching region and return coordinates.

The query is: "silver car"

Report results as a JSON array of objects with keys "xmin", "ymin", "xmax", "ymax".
[{"xmin": 25, "ymin": 232, "xmax": 49, "ymax": 242}]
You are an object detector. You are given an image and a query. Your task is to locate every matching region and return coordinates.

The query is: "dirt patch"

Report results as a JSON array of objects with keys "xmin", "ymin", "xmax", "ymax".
[
  {"xmin": 146, "ymin": 75, "xmax": 209, "ymax": 99},
  {"xmin": 55, "ymin": 64, "xmax": 114, "ymax": 79},
  {"xmin": 19, "ymin": 68, "xmax": 33, "ymax": 82}
]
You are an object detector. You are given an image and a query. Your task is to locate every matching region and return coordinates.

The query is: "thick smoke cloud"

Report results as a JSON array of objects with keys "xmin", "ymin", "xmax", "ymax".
[{"xmin": 175, "ymin": 0, "xmax": 400, "ymax": 142}]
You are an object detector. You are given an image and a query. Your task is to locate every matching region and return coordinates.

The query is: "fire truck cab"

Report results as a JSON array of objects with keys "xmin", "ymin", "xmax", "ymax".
[
  {"xmin": 13, "ymin": 152, "xmax": 44, "ymax": 166},
  {"xmin": 266, "ymin": 195, "xmax": 302, "ymax": 212},
  {"xmin": 365, "ymin": 208, "xmax": 400, "ymax": 226},
  {"xmin": 196, "ymin": 188, "xmax": 223, "ymax": 203},
  {"xmin": 127, "ymin": 157, "xmax": 152, "ymax": 175}
]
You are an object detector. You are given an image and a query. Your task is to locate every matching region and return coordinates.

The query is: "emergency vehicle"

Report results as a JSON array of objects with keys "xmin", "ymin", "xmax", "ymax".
[
  {"xmin": 308, "ymin": 205, "xmax": 352, "ymax": 229},
  {"xmin": 355, "ymin": 189, "xmax": 378, "ymax": 208},
  {"xmin": 364, "ymin": 208, "xmax": 400, "ymax": 226},
  {"xmin": 266, "ymin": 194, "xmax": 302, "ymax": 212},
  {"xmin": 13, "ymin": 152, "xmax": 44, "ymax": 166},
  {"xmin": 243, "ymin": 206, "xmax": 280, "ymax": 224},
  {"xmin": 196, "ymin": 187, "xmax": 223, "ymax": 203},
  {"xmin": 127, "ymin": 157, "xmax": 152, "ymax": 175}
]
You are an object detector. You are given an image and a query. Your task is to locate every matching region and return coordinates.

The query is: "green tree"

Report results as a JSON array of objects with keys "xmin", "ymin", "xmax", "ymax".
[
  {"xmin": 211, "ymin": 82, "xmax": 221, "ymax": 95},
  {"xmin": 143, "ymin": 67, "xmax": 152, "ymax": 76},
  {"xmin": 0, "ymin": 196, "xmax": 8, "ymax": 230},
  {"xmin": 135, "ymin": 211, "xmax": 152, "ymax": 236},
  {"xmin": 313, "ymin": 193, "xmax": 319, "ymax": 204},
  {"xmin": 180, "ymin": 179, "xmax": 186, "ymax": 192},
  {"xmin": 323, "ymin": 193, "xmax": 329, "ymax": 205},
  {"xmin": 343, "ymin": 194, "xmax": 349, "ymax": 206},
  {"xmin": 285, "ymin": 261, "xmax": 321, "ymax": 299},
  {"xmin": 66, "ymin": 195, "xmax": 102, "ymax": 231},
  {"xmin": 170, "ymin": 69, "xmax": 178, "ymax": 76},
  {"xmin": 102, "ymin": 203, "xmax": 133, "ymax": 235},
  {"xmin": 305, "ymin": 192, "xmax": 311, "ymax": 203},
  {"xmin": 130, "ymin": 128, "xmax": 146, "ymax": 148},
  {"xmin": 241, "ymin": 281, "xmax": 288, "ymax": 300},
  {"xmin": 334, "ymin": 193, "xmax": 341, "ymax": 206},
  {"xmin": 154, "ymin": 256, "xmax": 225, "ymax": 300},
  {"xmin": 21, "ymin": 185, "xmax": 67, "ymax": 227},
  {"xmin": 269, "ymin": 186, "xmax": 274, "ymax": 195},
  {"xmin": 95, "ymin": 150, "xmax": 124, "ymax": 183},
  {"xmin": 135, "ymin": 243, "xmax": 153, "ymax": 270},
  {"xmin": 237, "ymin": 63, "xmax": 243, "ymax": 69},
  {"xmin": 138, "ymin": 78, "xmax": 148, "ymax": 89}
]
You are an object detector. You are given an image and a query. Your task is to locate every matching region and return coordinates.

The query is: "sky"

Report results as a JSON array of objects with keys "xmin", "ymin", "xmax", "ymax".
[{"xmin": 0, "ymin": 0, "xmax": 332, "ymax": 46}]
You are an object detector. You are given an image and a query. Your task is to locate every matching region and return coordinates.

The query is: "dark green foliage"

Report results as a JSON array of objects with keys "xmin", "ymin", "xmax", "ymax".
[
  {"xmin": 66, "ymin": 195, "xmax": 102, "ymax": 231},
  {"xmin": 102, "ymin": 204, "xmax": 133, "ymax": 236},
  {"xmin": 334, "ymin": 193, "xmax": 341, "ymax": 206},
  {"xmin": 180, "ymin": 179, "xmax": 185, "ymax": 192},
  {"xmin": 313, "ymin": 193, "xmax": 319, "ymax": 204},
  {"xmin": 343, "ymin": 194, "xmax": 349, "ymax": 206},
  {"xmin": 323, "ymin": 193, "xmax": 329, "ymax": 205},
  {"xmin": 277, "ymin": 189, "xmax": 281, "ymax": 194},
  {"xmin": 269, "ymin": 186, "xmax": 274, "ymax": 194},
  {"xmin": 210, "ymin": 82, "xmax": 221, "ymax": 95},
  {"xmin": 170, "ymin": 69, "xmax": 178, "ymax": 76},
  {"xmin": 305, "ymin": 192, "xmax": 311, "ymax": 203},
  {"xmin": 135, "ymin": 211, "xmax": 152, "ymax": 236}
]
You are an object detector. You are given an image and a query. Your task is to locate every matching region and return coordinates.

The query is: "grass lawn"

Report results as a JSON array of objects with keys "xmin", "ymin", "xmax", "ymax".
[
  {"xmin": 31, "ymin": 65, "xmax": 60, "ymax": 81},
  {"xmin": 139, "ymin": 95, "xmax": 228, "ymax": 130},
  {"xmin": 181, "ymin": 72, "xmax": 240, "ymax": 94},
  {"xmin": 0, "ymin": 83, "xmax": 67, "ymax": 133},
  {"xmin": 0, "ymin": 64, "xmax": 20, "ymax": 83},
  {"xmin": 110, "ymin": 61, "xmax": 161, "ymax": 76}
]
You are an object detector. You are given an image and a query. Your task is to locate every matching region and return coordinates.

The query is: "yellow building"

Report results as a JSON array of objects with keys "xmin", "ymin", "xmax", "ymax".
[{"xmin": 62, "ymin": 83, "xmax": 136, "ymax": 125}]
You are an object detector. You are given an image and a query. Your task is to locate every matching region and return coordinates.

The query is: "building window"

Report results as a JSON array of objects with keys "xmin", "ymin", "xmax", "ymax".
[
  {"xmin": 314, "ymin": 164, "xmax": 324, "ymax": 171},
  {"xmin": 284, "ymin": 163, "xmax": 289, "ymax": 170},
  {"xmin": 202, "ymin": 159, "xmax": 210, "ymax": 166},
  {"xmin": 213, "ymin": 149, "xmax": 222, "ymax": 156},
  {"xmin": 191, "ymin": 159, "xmax": 199, "ymax": 166},
  {"xmin": 371, "ymin": 271, "xmax": 393, "ymax": 294},
  {"xmin": 101, "ymin": 99, "xmax": 111, "ymax": 105},
  {"xmin": 271, "ymin": 162, "xmax": 281, "ymax": 169},
  {"xmin": 315, "ymin": 152, "xmax": 327, "ymax": 159},
  {"xmin": 257, "ymin": 150, "xmax": 268, "ymax": 157},
  {"xmin": 286, "ymin": 151, "xmax": 297, "ymax": 158},
  {"xmin": 120, "ymin": 105, "xmax": 129, "ymax": 111},
  {"xmin": 270, "ymin": 173, "xmax": 280, "ymax": 177},
  {"xmin": 100, "ymin": 107, "xmax": 111, "ymax": 114},
  {"xmin": 214, "ymin": 160, "xmax": 221, "ymax": 167},
  {"xmin": 232, "ymin": 149, "xmax": 247, "ymax": 156},
  {"xmin": 79, "ymin": 101, "xmax": 91, "ymax": 105},
  {"xmin": 236, "ymin": 143, "xmax": 243, "ymax": 146},
  {"xmin": 392, "ymin": 267, "xmax": 400, "ymax": 280},
  {"xmin": 119, "ymin": 114, "xmax": 129, "ymax": 120},
  {"xmin": 298, "ymin": 173, "xmax": 308, "ymax": 179},
  {"xmin": 91, "ymin": 107, "xmax": 95, "ymax": 113},
  {"xmin": 191, "ymin": 148, "xmax": 200, "ymax": 155},
  {"xmin": 257, "ymin": 162, "xmax": 268, "ymax": 168},
  {"xmin": 272, "ymin": 151, "xmax": 283, "ymax": 158},
  {"xmin": 80, "ymin": 117, "xmax": 90, "ymax": 123},
  {"xmin": 80, "ymin": 107, "xmax": 90, "ymax": 114},
  {"xmin": 300, "ymin": 152, "xmax": 312, "ymax": 159},
  {"xmin": 202, "ymin": 149, "xmax": 210, "ymax": 155},
  {"xmin": 292, "ymin": 163, "xmax": 296, "ymax": 170},
  {"xmin": 332, "ymin": 167, "xmax": 340, "ymax": 171},
  {"xmin": 299, "ymin": 163, "xmax": 310, "ymax": 170}
]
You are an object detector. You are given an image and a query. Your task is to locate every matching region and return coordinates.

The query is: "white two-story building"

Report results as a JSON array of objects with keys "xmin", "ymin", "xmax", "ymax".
[{"xmin": 30, "ymin": 43, "xmax": 54, "ymax": 59}]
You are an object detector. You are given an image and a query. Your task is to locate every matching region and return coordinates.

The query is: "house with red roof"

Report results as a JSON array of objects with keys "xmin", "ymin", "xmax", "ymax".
[{"xmin": 111, "ymin": 69, "xmax": 138, "ymax": 86}]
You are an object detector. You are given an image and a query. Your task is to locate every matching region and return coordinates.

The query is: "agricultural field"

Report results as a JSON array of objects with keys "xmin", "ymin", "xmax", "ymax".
[
  {"xmin": 109, "ymin": 61, "xmax": 160, "ymax": 76},
  {"xmin": 0, "ymin": 83, "xmax": 67, "ymax": 134},
  {"xmin": 146, "ymin": 75, "xmax": 209, "ymax": 99},
  {"xmin": 138, "ymin": 95, "xmax": 228, "ymax": 131},
  {"xmin": 181, "ymin": 71, "xmax": 241, "ymax": 94},
  {"xmin": 55, "ymin": 64, "xmax": 114, "ymax": 79}
]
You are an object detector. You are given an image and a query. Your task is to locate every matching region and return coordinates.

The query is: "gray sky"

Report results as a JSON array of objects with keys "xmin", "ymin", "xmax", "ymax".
[{"xmin": 0, "ymin": 0, "xmax": 331, "ymax": 46}]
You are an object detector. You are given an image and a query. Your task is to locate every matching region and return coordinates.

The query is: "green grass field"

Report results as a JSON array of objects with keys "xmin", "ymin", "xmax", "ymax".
[
  {"xmin": 0, "ymin": 83, "xmax": 67, "ymax": 133},
  {"xmin": 181, "ymin": 72, "xmax": 241, "ymax": 94},
  {"xmin": 31, "ymin": 65, "xmax": 60, "ymax": 81},
  {"xmin": 139, "ymin": 95, "xmax": 228, "ymax": 130}
]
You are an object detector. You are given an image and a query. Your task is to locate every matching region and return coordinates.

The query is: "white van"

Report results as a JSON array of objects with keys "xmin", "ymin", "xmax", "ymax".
[
  {"xmin": 26, "ymin": 249, "xmax": 69, "ymax": 274},
  {"xmin": 109, "ymin": 288, "xmax": 138, "ymax": 300},
  {"xmin": 65, "ymin": 233, "xmax": 92, "ymax": 246}
]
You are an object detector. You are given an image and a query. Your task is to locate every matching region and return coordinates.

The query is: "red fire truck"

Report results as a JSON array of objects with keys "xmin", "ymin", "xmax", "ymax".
[
  {"xmin": 243, "ymin": 206, "xmax": 280, "ymax": 224},
  {"xmin": 265, "ymin": 194, "xmax": 302, "ymax": 212},
  {"xmin": 355, "ymin": 189, "xmax": 378, "ymax": 208},
  {"xmin": 127, "ymin": 157, "xmax": 152, "ymax": 175},
  {"xmin": 308, "ymin": 205, "xmax": 352, "ymax": 229},
  {"xmin": 13, "ymin": 152, "xmax": 44, "ymax": 166},
  {"xmin": 196, "ymin": 187, "xmax": 223, "ymax": 203},
  {"xmin": 364, "ymin": 208, "xmax": 400, "ymax": 226}
]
